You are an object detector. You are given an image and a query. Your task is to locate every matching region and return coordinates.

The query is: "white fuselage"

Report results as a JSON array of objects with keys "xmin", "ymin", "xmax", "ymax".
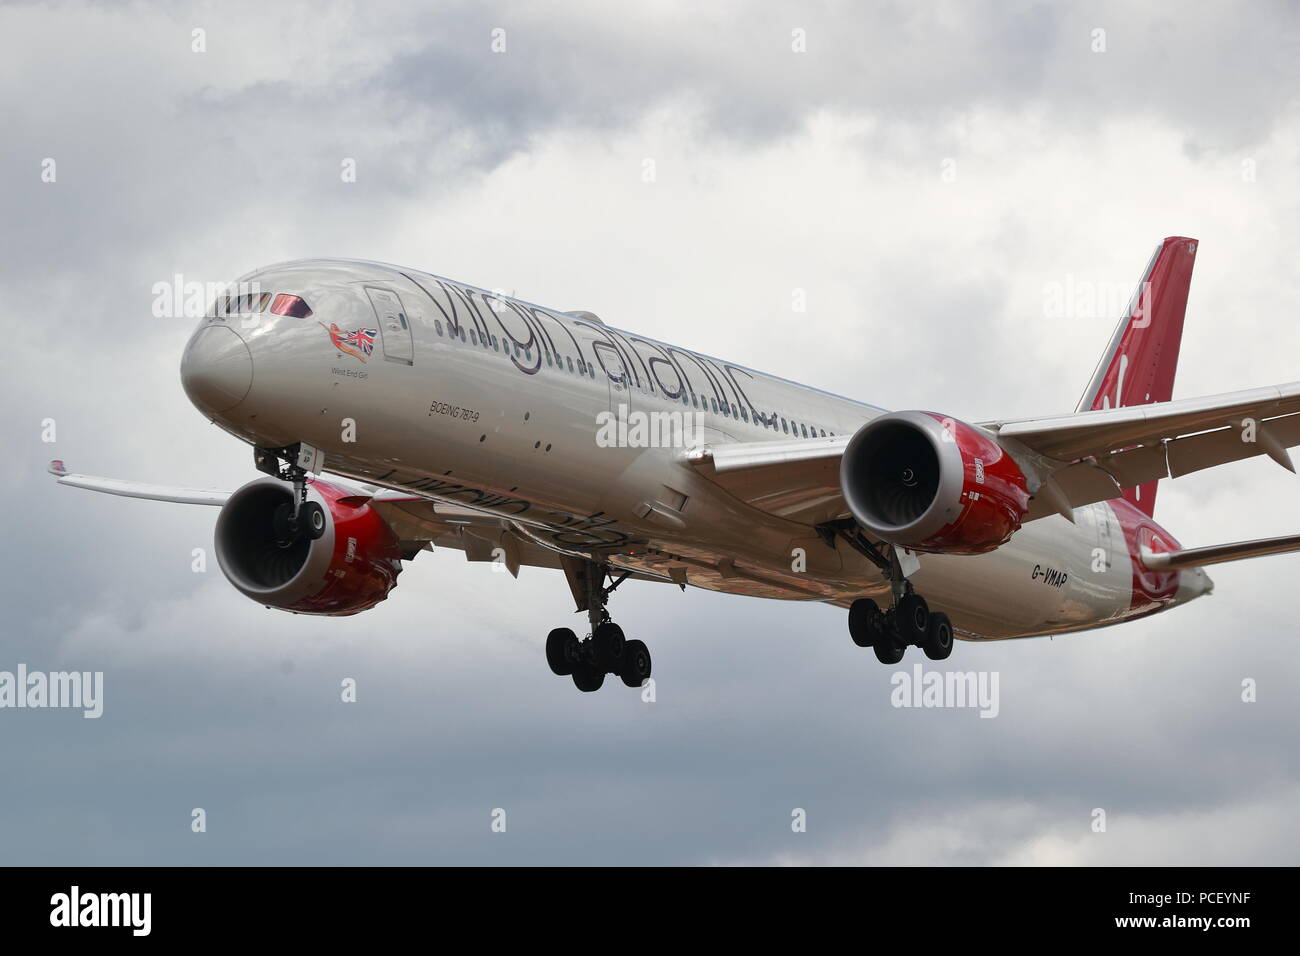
[{"xmin": 181, "ymin": 259, "xmax": 1210, "ymax": 640}]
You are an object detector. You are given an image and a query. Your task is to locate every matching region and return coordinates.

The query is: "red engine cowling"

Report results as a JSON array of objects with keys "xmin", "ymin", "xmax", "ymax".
[
  {"xmin": 214, "ymin": 476, "xmax": 403, "ymax": 615},
  {"xmin": 839, "ymin": 410, "xmax": 1030, "ymax": 555}
]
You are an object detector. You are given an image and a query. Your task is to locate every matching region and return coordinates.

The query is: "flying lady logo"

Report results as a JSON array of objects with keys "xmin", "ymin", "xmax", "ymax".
[{"xmin": 320, "ymin": 322, "xmax": 378, "ymax": 362}]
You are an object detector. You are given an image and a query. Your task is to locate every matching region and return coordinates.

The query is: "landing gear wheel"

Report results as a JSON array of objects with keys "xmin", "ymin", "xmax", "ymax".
[
  {"xmin": 923, "ymin": 611, "xmax": 954, "ymax": 661},
  {"xmin": 300, "ymin": 501, "xmax": 326, "ymax": 540},
  {"xmin": 620, "ymin": 639, "xmax": 652, "ymax": 687},
  {"xmin": 572, "ymin": 662, "xmax": 605, "ymax": 693},
  {"xmin": 872, "ymin": 631, "xmax": 905, "ymax": 664},
  {"xmin": 848, "ymin": 598, "xmax": 885, "ymax": 648},
  {"xmin": 592, "ymin": 621, "xmax": 626, "ymax": 671},
  {"xmin": 896, "ymin": 592, "xmax": 929, "ymax": 645},
  {"xmin": 272, "ymin": 500, "xmax": 326, "ymax": 545},
  {"xmin": 546, "ymin": 627, "xmax": 581, "ymax": 676}
]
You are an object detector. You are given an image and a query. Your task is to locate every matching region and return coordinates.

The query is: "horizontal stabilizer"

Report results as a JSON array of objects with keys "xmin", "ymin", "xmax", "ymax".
[{"xmin": 1141, "ymin": 532, "xmax": 1300, "ymax": 571}]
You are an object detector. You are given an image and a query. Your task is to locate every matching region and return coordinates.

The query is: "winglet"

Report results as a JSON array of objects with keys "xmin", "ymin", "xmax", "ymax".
[{"xmin": 47, "ymin": 459, "xmax": 68, "ymax": 477}]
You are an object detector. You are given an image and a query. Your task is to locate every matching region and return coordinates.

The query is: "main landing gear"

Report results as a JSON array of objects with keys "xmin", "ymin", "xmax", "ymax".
[
  {"xmin": 546, "ymin": 560, "xmax": 652, "ymax": 692},
  {"xmin": 819, "ymin": 519, "xmax": 954, "ymax": 664},
  {"xmin": 848, "ymin": 589, "xmax": 953, "ymax": 664}
]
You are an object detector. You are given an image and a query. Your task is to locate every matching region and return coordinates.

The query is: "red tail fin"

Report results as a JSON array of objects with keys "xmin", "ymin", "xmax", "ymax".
[{"xmin": 1076, "ymin": 236, "xmax": 1198, "ymax": 517}]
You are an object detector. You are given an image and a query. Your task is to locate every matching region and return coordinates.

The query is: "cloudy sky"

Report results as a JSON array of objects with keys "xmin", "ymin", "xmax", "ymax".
[{"xmin": 2, "ymin": 0, "xmax": 1299, "ymax": 865}]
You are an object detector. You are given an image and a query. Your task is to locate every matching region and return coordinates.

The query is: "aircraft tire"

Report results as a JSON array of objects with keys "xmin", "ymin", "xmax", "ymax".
[
  {"xmin": 572, "ymin": 662, "xmax": 606, "ymax": 692},
  {"xmin": 619, "ymin": 639, "xmax": 652, "ymax": 687},
  {"xmin": 546, "ymin": 628, "xmax": 580, "ymax": 676},
  {"xmin": 922, "ymin": 612, "xmax": 954, "ymax": 661},
  {"xmin": 592, "ymin": 621, "xmax": 626, "ymax": 671},
  {"xmin": 896, "ymin": 592, "xmax": 929, "ymax": 645},
  {"xmin": 873, "ymin": 632, "xmax": 905, "ymax": 664},
  {"xmin": 849, "ymin": 598, "xmax": 885, "ymax": 647}
]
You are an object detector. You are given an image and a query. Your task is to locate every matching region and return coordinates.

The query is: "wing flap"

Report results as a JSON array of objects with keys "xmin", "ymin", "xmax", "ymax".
[
  {"xmin": 1024, "ymin": 460, "xmax": 1122, "ymax": 520},
  {"xmin": 685, "ymin": 437, "xmax": 850, "ymax": 525},
  {"xmin": 995, "ymin": 382, "xmax": 1300, "ymax": 461},
  {"xmin": 367, "ymin": 494, "xmax": 566, "ymax": 576},
  {"xmin": 1165, "ymin": 411, "xmax": 1300, "ymax": 478}
]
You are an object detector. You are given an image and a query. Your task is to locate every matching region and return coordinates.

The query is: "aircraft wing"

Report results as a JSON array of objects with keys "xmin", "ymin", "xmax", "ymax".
[
  {"xmin": 46, "ymin": 461, "xmax": 565, "ymax": 576},
  {"xmin": 363, "ymin": 490, "xmax": 567, "ymax": 574},
  {"xmin": 47, "ymin": 459, "xmax": 231, "ymax": 505},
  {"xmin": 686, "ymin": 380, "xmax": 1300, "ymax": 524},
  {"xmin": 684, "ymin": 436, "xmax": 850, "ymax": 526},
  {"xmin": 990, "ymin": 381, "xmax": 1300, "ymax": 518}
]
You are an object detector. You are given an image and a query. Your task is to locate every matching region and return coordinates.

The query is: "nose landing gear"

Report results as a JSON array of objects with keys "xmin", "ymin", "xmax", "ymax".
[
  {"xmin": 546, "ymin": 559, "xmax": 652, "ymax": 692},
  {"xmin": 255, "ymin": 442, "xmax": 327, "ymax": 546}
]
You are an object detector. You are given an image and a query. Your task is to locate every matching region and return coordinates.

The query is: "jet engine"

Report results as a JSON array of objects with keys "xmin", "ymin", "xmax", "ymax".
[
  {"xmin": 214, "ymin": 476, "xmax": 403, "ymax": 614},
  {"xmin": 840, "ymin": 410, "xmax": 1030, "ymax": 555}
]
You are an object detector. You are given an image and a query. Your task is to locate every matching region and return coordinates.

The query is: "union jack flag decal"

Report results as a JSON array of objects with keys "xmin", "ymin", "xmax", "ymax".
[{"xmin": 320, "ymin": 322, "xmax": 378, "ymax": 362}]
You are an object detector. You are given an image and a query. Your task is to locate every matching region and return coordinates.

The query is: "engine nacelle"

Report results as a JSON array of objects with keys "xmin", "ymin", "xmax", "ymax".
[
  {"xmin": 840, "ymin": 410, "xmax": 1029, "ymax": 555},
  {"xmin": 214, "ymin": 476, "xmax": 403, "ymax": 615}
]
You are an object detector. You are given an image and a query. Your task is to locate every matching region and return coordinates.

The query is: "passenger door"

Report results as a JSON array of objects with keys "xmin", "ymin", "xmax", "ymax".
[{"xmin": 365, "ymin": 287, "xmax": 414, "ymax": 365}]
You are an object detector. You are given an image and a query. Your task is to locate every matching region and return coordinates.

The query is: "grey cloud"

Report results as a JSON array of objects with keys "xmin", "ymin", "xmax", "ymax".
[{"xmin": 1, "ymin": 0, "xmax": 1298, "ymax": 865}]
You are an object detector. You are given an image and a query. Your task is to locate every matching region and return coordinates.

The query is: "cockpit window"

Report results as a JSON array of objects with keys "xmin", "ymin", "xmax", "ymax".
[
  {"xmin": 210, "ymin": 291, "xmax": 271, "ymax": 317},
  {"xmin": 270, "ymin": 293, "xmax": 313, "ymax": 318}
]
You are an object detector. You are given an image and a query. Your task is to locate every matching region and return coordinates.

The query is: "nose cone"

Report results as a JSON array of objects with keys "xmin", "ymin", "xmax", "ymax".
[{"xmin": 181, "ymin": 325, "xmax": 252, "ymax": 414}]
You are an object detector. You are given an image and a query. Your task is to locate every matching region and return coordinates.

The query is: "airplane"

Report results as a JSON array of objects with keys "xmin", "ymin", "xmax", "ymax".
[{"xmin": 49, "ymin": 236, "xmax": 1300, "ymax": 692}]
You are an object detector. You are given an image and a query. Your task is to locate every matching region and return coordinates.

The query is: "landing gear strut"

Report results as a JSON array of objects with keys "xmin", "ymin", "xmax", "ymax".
[
  {"xmin": 547, "ymin": 558, "xmax": 652, "ymax": 692},
  {"xmin": 824, "ymin": 519, "xmax": 955, "ymax": 664},
  {"xmin": 255, "ymin": 443, "xmax": 326, "ymax": 546}
]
